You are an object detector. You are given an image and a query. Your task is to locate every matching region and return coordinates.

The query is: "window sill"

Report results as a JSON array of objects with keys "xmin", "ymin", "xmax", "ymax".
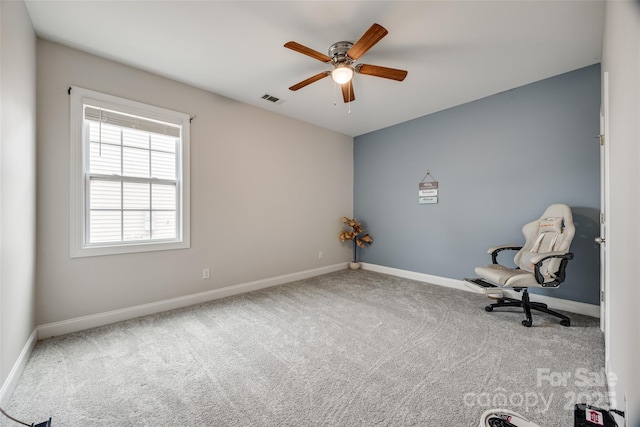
[{"xmin": 70, "ymin": 239, "xmax": 190, "ymax": 258}]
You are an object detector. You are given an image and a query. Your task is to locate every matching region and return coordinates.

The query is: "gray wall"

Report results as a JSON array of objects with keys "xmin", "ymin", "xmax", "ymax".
[
  {"xmin": 0, "ymin": 0, "xmax": 37, "ymax": 398},
  {"xmin": 354, "ymin": 65, "xmax": 601, "ymax": 305}
]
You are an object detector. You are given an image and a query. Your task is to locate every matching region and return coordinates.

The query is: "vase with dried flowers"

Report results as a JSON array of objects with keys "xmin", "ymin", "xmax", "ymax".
[{"xmin": 339, "ymin": 217, "xmax": 373, "ymax": 269}]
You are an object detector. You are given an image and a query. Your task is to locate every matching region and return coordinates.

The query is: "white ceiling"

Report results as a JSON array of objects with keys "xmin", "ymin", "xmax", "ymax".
[{"xmin": 24, "ymin": 1, "xmax": 604, "ymax": 137}]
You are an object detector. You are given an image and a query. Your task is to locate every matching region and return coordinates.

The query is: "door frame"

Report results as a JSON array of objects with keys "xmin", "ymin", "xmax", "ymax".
[{"xmin": 600, "ymin": 71, "xmax": 611, "ymax": 368}]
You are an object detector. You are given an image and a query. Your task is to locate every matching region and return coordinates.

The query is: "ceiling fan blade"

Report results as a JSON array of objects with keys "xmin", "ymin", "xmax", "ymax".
[
  {"xmin": 341, "ymin": 81, "xmax": 355, "ymax": 103},
  {"xmin": 346, "ymin": 23, "xmax": 388, "ymax": 60},
  {"xmin": 284, "ymin": 41, "xmax": 332, "ymax": 63},
  {"xmin": 355, "ymin": 64, "xmax": 408, "ymax": 81},
  {"xmin": 289, "ymin": 71, "xmax": 331, "ymax": 91}
]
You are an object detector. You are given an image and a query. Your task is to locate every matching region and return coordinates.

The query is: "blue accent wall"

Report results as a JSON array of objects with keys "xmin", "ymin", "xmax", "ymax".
[{"xmin": 354, "ymin": 65, "xmax": 601, "ymax": 305}]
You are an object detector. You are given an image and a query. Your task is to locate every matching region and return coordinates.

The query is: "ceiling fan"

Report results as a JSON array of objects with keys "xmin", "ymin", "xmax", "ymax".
[{"xmin": 284, "ymin": 23, "xmax": 408, "ymax": 103}]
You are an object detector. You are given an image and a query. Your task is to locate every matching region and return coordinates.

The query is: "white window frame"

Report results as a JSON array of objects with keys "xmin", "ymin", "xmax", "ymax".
[{"xmin": 70, "ymin": 86, "xmax": 190, "ymax": 257}]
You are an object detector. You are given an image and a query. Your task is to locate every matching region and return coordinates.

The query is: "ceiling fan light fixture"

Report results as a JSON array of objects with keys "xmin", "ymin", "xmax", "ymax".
[{"xmin": 331, "ymin": 64, "xmax": 354, "ymax": 84}]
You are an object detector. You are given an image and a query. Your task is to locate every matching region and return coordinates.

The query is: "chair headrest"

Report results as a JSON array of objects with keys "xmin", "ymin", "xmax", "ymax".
[
  {"xmin": 538, "ymin": 216, "xmax": 563, "ymax": 234},
  {"xmin": 540, "ymin": 204, "xmax": 573, "ymax": 223}
]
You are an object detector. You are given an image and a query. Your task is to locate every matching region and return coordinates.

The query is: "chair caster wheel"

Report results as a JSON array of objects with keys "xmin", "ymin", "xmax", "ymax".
[
  {"xmin": 521, "ymin": 320, "xmax": 532, "ymax": 327},
  {"xmin": 560, "ymin": 319, "xmax": 570, "ymax": 327},
  {"xmin": 485, "ymin": 306, "xmax": 493, "ymax": 312}
]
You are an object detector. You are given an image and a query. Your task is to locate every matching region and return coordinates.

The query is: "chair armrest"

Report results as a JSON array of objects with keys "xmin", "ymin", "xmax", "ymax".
[
  {"xmin": 529, "ymin": 251, "xmax": 573, "ymax": 264},
  {"xmin": 533, "ymin": 252, "xmax": 575, "ymax": 285},
  {"xmin": 488, "ymin": 245, "xmax": 522, "ymax": 264}
]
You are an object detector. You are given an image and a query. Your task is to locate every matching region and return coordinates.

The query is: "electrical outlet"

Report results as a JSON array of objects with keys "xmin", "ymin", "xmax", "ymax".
[
  {"xmin": 202, "ymin": 268, "xmax": 210, "ymax": 279},
  {"xmin": 318, "ymin": 251, "xmax": 323, "ymax": 259}
]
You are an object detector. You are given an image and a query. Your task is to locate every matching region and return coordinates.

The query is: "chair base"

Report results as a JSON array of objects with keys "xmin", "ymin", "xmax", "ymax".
[{"xmin": 485, "ymin": 289, "xmax": 571, "ymax": 327}]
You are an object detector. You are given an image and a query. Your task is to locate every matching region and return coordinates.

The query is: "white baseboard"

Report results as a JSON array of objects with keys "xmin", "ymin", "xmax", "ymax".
[
  {"xmin": 361, "ymin": 263, "xmax": 471, "ymax": 292},
  {"xmin": 38, "ymin": 263, "xmax": 348, "ymax": 340},
  {"xmin": 0, "ymin": 328, "xmax": 38, "ymax": 407},
  {"xmin": 361, "ymin": 263, "xmax": 600, "ymax": 318}
]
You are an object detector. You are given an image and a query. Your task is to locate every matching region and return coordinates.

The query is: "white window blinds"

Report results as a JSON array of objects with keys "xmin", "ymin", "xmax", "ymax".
[
  {"xmin": 85, "ymin": 105, "xmax": 181, "ymax": 244},
  {"xmin": 84, "ymin": 106, "xmax": 181, "ymax": 138}
]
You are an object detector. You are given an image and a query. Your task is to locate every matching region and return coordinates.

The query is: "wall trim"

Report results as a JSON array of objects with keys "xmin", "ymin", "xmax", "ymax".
[
  {"xmin": 0, "ymin": 328, "xmax": 38, "ymax": 407},
  {"xmin": 37, "ymin": 263, "xmax": 348, "ymax": 340},
  {"xmin": 361, "ymin": 263, "xmax": 600, "ymax": 318}
]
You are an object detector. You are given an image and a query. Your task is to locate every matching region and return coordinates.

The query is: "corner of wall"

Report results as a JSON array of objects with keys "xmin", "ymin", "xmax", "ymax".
[{"xmin": 0, "ymin": 329, "xmax": 37, "ymax": 407}]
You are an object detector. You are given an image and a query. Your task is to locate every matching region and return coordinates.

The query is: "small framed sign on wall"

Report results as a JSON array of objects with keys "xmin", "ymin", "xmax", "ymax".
[{"xmin": 418, "ymin": 171, "xmax": 438, "ymax": 204}]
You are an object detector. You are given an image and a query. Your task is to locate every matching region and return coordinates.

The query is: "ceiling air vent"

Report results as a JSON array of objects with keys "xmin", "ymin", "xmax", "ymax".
[{"xmin": 261, "ymin": 94, "xmax": 282, "ymax": 104}]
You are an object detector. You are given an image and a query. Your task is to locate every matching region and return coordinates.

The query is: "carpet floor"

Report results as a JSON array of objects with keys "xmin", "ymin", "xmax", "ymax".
[{"xmin": 2, "ymin": 270, "xmax": 607, "ymax": 426}]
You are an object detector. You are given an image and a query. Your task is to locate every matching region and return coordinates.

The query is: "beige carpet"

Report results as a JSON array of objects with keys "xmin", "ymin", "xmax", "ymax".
[{"xmin": 2, "ymin": 270, "xmax": 607, "ymax": 426}]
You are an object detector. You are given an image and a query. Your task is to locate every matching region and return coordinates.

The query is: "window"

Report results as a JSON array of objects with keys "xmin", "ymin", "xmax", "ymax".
[{"xmin": 70, "ymin": 87, "xmax": 190, "ymax": 257}]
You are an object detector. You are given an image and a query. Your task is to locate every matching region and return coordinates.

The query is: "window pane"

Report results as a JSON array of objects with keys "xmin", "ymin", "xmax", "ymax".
[
  {"xmin": 122, "ymin": 128, "xmax": 149, "ymax": 149},
  {"xmin": 89, "ymin": 142, "xmax": 121, "ymax": 175},
  {"xmin": 151, "ymin": 134, "xmax": 176, "ymax": 153},
  {"xmin": 90, "ymin": 180, "xmax": 121, "ymax": 209},
  {"xmin": 123, "ymin": 182, "xmax": 150, "ymax": 210},
  {"xmin": 152, "ymin": 183, "xmax": 176, "ymax": 210},
  {"xmin": 152, "ymin": 211, "xmax": 176, "ymax": 240},
  {"xmin": 89, "ymin": 211, "xmax": 121, "ymax": 243},
  {"xmin": 89, "ymin": 122, "xmax": 122, "ymax": 146},
  {"xmin": 123, "ymin": 211, "xmax": 150, "ymax": 241},
  {"xmin": 123, "ymin": 146, "xmax": 149, "ymax": 178},
  {"xmin": 151, "ymin": 151, "xmax": 176, "ymax": 180}
]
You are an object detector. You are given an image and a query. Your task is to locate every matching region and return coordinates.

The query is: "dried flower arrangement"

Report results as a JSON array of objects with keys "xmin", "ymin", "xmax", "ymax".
[{"xmin": 339, "ymin": 217, "xmax": 373, "ymax": 263}]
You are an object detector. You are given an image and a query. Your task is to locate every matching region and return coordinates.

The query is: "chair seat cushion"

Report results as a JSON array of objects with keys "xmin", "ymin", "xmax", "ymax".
[{"xmin": 475, "ymin": 264, "xmax": 544, "ymax": 288}]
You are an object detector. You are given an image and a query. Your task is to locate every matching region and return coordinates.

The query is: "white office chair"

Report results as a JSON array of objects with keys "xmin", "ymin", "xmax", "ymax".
[{"xmin": 465, "ymin": 204, "xmax": 575, "ymax": 327}]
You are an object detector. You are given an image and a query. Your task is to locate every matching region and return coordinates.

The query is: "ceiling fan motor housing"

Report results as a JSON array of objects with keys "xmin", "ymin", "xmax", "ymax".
[{"xmin": 329, "ymin": 41, "xmax": 354, "ymax": 65}]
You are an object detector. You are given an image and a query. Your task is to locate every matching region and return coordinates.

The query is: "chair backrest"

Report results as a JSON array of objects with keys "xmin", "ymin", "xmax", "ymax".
[{"xmin": 514, "ymin": 204, "xmax": 575, "ymax": 281}]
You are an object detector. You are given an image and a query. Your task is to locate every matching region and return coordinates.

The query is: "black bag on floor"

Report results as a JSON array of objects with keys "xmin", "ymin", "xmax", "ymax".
[{"xmin": 574, "ymin": 404, "xmax": 619, "ymax": 427}]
